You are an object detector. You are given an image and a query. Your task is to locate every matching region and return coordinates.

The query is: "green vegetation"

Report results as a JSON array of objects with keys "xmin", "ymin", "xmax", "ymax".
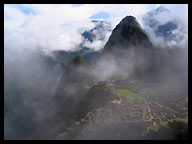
[
  {"xmin": 142, "ymin": 105, "xmax": 147, "ymax": 115},
  {"xmin": 142, "ymin": 116, "xmax": 188, "ymax": 137},
  {"xmin": 164, "ymin": 106, "xmax": 177, "ymax": 113},
  {"xmin": 148, "ymin": 124, "xmax": 159, "ymax": 131},
  {"xmin": 141, "ymin": 124, "xmax": 159, "ymax": 136},
  {"xmin": 175, "ymin": 117, "xmax": 188, "ymax": 124},
  {"xmin": 150, "ymin": 116, "xmax": 188, "ymax": 131},
  {"xmin": 161, "ymin": 121, "xmax": 169, "ymax": 128},
  {"xmin": 116, "ymin": 89, "xmax": 144, "ymax": 101},
  {"xmin": 69, "ymin": 55, "xmax": 87, "ymax": 66},
  {"xmin": 162, "ymin": 116, "xmax": 187, "ymax": 125}
]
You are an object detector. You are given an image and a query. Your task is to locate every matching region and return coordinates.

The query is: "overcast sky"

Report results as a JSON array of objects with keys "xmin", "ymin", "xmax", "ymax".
[{"xmin": 4, "ymin": 4, "xmax": 188, "ymax": 53}]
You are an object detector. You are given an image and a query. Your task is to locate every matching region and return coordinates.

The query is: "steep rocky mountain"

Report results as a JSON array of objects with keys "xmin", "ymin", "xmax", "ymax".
[
  {"xmin": 103, "ymin": 16, "xmax": 153, "ymax": 53},
  {"xmin": 102, "ymin": 16, "xmax": 160, "ymax": 81}
]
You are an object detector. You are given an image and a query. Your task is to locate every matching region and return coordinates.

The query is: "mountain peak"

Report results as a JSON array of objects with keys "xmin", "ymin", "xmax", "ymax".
[
  {"xmin": 69, "ymin": 55, "xmax": 87, "ymax": 66},
  {"xmin": 102, "ymin": 15, "xmax": 160, "ymax": 81},
  {"xmin": 119, "ymin": 16, "xmax": 141, "ymax": 28},
  {"xmin": 148, "ymin": 6, "xmax": 170, "ymax": 16},
  {"xmin": 155, "ymin": 6, "xmax": 169, "ymax": 12},
  {"xmin": 103, "ymin": 15, "xmax": 152, "ymax": 54}
]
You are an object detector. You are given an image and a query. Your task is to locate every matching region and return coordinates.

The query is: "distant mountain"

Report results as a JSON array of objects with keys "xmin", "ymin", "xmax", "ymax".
[
  {"xmin": 50, "ymin": 48, "xmax": 102, "ymax": 70},
  {"xmin": 142, "ymin": 6, "xmax": 186, "ymax": 47},
  {"xmin": 45, "ymin": 20, "xmax": 112, "ymax": 70},
  {"xmin": 82, "ymin": 20, "xmax": 111, "ymax": 43},
  {"xmin": 68, "ymin": 55, "xmax": 88, "ymax": 66},
  {"xmin": 147, "ymin": 6, "xmax": 170, "ymax": 17}
]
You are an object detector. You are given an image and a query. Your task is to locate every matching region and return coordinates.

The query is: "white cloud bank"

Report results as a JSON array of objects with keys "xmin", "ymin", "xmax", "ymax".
[{"xmin": 4, "ymin": 4, "xmax": 188, "ymax": 53}]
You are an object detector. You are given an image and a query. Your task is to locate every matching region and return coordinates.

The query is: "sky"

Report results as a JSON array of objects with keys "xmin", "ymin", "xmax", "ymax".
[{"xmin": 4, "ymin": 4, "xmax": 188, "ymax": 53}]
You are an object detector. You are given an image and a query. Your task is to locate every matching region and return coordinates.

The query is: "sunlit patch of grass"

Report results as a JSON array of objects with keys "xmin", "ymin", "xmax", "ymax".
[
  {"xmin": 141, "ymin": 124, "xmax": 159, "ymax": 136},
  {"xmin": 141, "ymin": 116, "xmax": 188, "ymax": 137},
  {"xmin": 160, "ymin": 121, "xmax": 169, "ymax": 128},
  {"xmin": 148, "ymin": 124, "xmax": 159, "ymax": 131},
  {"xmin": 175, "ymin": 117, "xmax": 188, "ymax": 124},
  {"xmin": 116, "ymin": 89, "xmax": 144, "ymax": 101}
]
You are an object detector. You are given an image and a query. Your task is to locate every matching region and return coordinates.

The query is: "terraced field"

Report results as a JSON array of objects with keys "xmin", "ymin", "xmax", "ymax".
[{"xmin": 54, "ymin": 80, "xmax": 188, "ymax": 140}]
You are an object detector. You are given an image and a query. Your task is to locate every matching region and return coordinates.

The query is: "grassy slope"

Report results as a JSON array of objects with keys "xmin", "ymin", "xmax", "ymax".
[{"xmin": 116, "ymin": 89, "xmax": 144, "ymax": 101}]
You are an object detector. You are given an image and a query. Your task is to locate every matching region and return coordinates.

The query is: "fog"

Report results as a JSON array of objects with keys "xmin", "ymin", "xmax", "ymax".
[
  {"xmin": 73, "ymin": 45, "xmax": 188, "ymax": 140},
  {"xmin": 4, "ymin": 46, "xmax": 64, "ymax": 139},
  {"xmin": 4, "ymin": 5, "xmax": 188, "ymax": 140},
  {"xmin": 4, "ymin": 43, "xmax": 188, "ymax": 140}
]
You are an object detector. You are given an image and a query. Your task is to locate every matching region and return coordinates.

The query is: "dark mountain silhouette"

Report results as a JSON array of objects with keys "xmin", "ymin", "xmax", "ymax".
[
  {"xmin": 102, "ymin": 16, "xmax": 160, "ymax": 81},
  {"xmin": 103, "ymin": 16, "xmax": 153, "ymax": 54},
  {"xmin": 68, "ymin": 55, "xmax": 88, "ymax": 67},
  {"xmin": 55, "ymin": 55, "xmax": 94, "ymax": 120}
]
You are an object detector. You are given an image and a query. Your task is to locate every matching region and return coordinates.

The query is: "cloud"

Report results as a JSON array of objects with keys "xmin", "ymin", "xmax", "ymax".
[
  {"xmin": 141, "ymin": 4, "xmax": 188, "ymax": 48},
  {"xmin": 163, "ymin": 4, "xmax": 188, "ymax": 25},
  {"xmin": 81, "ymin": 21, "xmax": 112, "ymax": 51},
  {"xmin": 4, "ymin": 4, "xmax": 188, "ymax": 54},
  {"xmin": 5, "ymin": 4, "xmax": 93, "ymax": 53},
  {"xmin": 4, "ymin": 4, "xmax": 155, "ymax": 53}
]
